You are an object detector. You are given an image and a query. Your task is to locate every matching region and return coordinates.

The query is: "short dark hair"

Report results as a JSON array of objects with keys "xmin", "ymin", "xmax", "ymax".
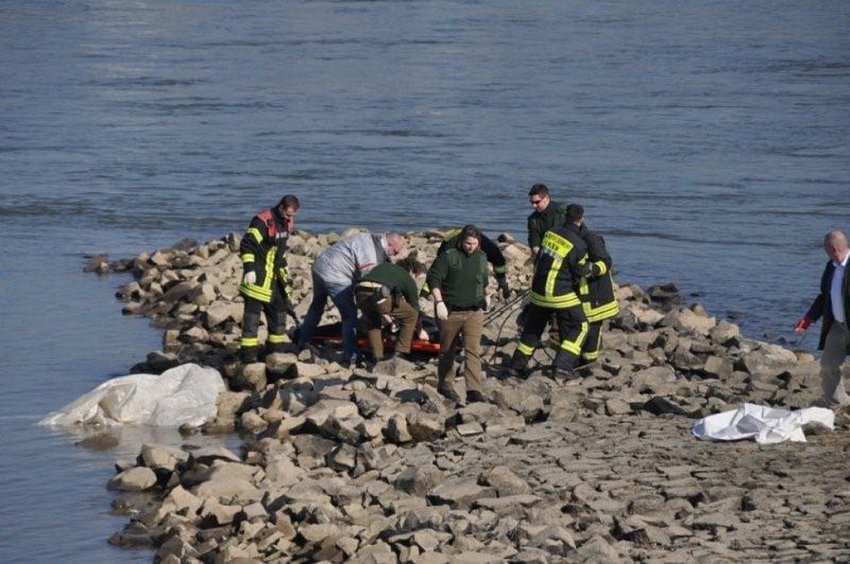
[
  {"xmin": 397, "ymin": 256, "xmax": 426, "ymax": 275},
  {"xmin": 566, "ymin": 203, "xmax": 584, "ymax": 223},
  {"xmin": 528, "ymin": 184, "xmax": 550, "ymax": 197},
  {"xmin": 278, "ymin": 194, "xmax": 300, "ymax": 210}
]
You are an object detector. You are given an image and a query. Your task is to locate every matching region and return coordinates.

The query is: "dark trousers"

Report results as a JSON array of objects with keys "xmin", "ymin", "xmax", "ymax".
[
  {"xmin": 512, "ymin": 302, "xmax": 588, "ymax": 371},
  {"xmin": 241, "ymin": 291, "xmax": 289, "ymax": 351}
]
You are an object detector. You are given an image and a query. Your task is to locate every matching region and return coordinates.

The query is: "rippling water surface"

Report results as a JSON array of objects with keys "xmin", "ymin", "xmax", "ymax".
[{"xmin": 1, "ymin": 1, "xmax": 848, "ymax": 561}]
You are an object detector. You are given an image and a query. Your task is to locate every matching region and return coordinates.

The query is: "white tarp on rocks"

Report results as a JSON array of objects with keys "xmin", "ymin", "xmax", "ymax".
[
  {"xmin": 39, "ymin": 363, "xmax": 225, "ymax": 427},
  {"xmin": 692, "ymin": 403, "xmax": 834, "ymax": 444}
]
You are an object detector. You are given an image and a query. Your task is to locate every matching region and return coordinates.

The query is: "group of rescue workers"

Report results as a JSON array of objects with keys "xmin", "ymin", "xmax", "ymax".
[{"xmin": 235, "ymin": 184, "xmax": 619, "ymax": 405}]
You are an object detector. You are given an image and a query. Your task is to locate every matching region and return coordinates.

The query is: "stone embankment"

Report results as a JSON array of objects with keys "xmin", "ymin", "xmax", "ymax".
[{"xmin": 86, "ymin": 229, "xmax": 850, "ymax": 563}]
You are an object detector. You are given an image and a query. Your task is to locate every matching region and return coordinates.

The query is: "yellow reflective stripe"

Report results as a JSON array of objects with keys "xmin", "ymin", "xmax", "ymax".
[
  {"xmin": 593, "ymin": 260, "xmax": 608, "ymax": 276},
  {"xmin": 247, "ymin": 227, "xmax": 263, "ymax": 244},
  {"xmin": 493, "ymin": 265, "xmax": 507, "ymax": 274},
  {"xmin": 240, "ymin": 336, "xmax": 259, "ymax": 347},
  {"xmin": 586, "ymin": 301, "xmax": 620, "ymax": 322},
  {"xmin": 240, "ymin": 283, "xmax": 272, "ymax": 302},
  {"xmin": 421, "ymin": 281, "xmax": 431, "ymax": 294},
  {"xmin": 242, "ymin": 253, "xmax": 255, "ymax": 264},
  {"xmin": 517, "ymin": 342, "xmax": 535, "ymax": 356},
  {"xmin": 544, "ymin": 257, "xmax": 562, "ymax": 296},
  {"xmin": 583, "ymin": 330, "xmax": 601, "ymax": 359},
  {"xmin": 582, "ymin": 350, "xmax": 599, "ymax": 361},
  {"xmin": 268, "ymin": 333, "xmax": 291, "ymax": 344},
  {"xmin": 578, "ymin": 277, "xmax": 589, "ymax": 297},
  {"xmin": 260, "ymin": 248, "xmax": 276, "ymax": 292},
  {"xmin": 530, "ymin": 292, "xmax": 581, "ymax": 308},
  {"xmin": 559, "ymin": 321, "xmax": 588, "ymax": 355}
]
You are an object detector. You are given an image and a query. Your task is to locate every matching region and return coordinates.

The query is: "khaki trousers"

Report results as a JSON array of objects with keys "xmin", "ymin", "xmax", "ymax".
[
  {"xmin": 355, "ymin": 289, "xmax": 418, "ymax": 359},
  {"xmin": 437, "ymin": 310, "xmax": 484, "ymax": 393}
]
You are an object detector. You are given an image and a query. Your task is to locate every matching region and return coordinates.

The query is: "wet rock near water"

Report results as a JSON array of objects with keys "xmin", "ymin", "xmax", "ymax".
[{"xmin": 92, "ymin": 229, "xmax": 850, "ymax": 562}]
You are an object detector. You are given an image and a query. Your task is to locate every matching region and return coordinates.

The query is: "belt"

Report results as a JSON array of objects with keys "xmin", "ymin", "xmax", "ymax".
[{"xmin": 451, "ymin": 305, "xmax": 481, "ymax": 312}]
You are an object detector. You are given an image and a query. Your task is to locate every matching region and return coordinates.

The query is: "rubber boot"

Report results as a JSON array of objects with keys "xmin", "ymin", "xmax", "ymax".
[{"xmin": 239, "ymin": 346, "xmax": 260, "ymax": 363}]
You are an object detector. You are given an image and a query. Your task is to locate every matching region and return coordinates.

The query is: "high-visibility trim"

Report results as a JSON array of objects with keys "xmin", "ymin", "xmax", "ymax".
[
  {"xmin": 544, "ymin": 256, "xmax": 562, "ymax": 297},
  {"xmin": 421, "ymin": 281, "xmax": 431, "ymax": 295},
  {"xmin": 268, "ymin": 333, "xmax": 291, "ymax": 344},
  {"xmin": 578, "ymin": 276, "xmax": 589, "ymax": 298},
  {"xmin": 582, "ymin": 329, "xmax": 601, "ymax": 360},
  {"xmin": 559, "ymin": 321, "xmax": 588, "ymax": 355},
  {"xmin": 493, "ymin": 264, "xmax": 507, "ymax": 275},
  {"xmin": 516, "ymin": 341, "xmax": 535, "ymax": 356},
  {"xmin": 247, "ymin": 227, "xmax": 263, "ymax": 244},
  {"xmin": 240, "ymin": 336, "xmax": 259, "ymax": 347},
  {"xmin": 530, "ymin": 292, "xmax": 581, "ymax": 308},
  {"xmin": 586, "ymin": 301, "xmax": 620, "ymax": 322},
  {"xmin": 240, "ymin": 284, "xmax": 272, "ymax": 302},
  {"xmin": 593, "ymin": 260, "xmax": 608, "ymax": 276},
  {"xmin": 241, "ymin": 253, "xmax": 255, "ymax": 264}
]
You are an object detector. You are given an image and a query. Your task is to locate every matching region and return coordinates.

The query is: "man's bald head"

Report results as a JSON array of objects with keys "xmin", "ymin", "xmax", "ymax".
[{"xmin": 824, "ymin": 230, "xmax": 849, "ymax": 263}]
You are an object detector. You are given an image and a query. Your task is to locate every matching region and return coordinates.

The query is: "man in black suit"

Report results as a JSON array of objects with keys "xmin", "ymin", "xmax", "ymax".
[{"xmin": 796, "ymin": 230, "xmax": 850, "ymax": 414}]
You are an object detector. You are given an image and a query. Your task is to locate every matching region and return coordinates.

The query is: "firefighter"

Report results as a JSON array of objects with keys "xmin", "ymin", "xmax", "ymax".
[
  {"xmin": 421, "ymin": 228, "xmax": 510, "ymax": 300},
  {"xmin": 571, "ymin": 205, "xmax": 620, "ymax": 367},
  {"xmin": 238, "ymin": 194, "xmax": 299, "ymax": 362},
  {"xmin": 508, "ymin": 205, "xmax": 590, "ymax": 379}
]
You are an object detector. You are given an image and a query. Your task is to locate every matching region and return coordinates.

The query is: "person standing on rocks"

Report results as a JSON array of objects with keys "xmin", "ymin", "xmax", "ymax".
[
  {"xmin": 426, "ymin": 225, "xmax": 489, "ymax": 404},
  {"xmin": 354, "ymin": 256, "xmax": 426, "ymax": 364},
  {"xmin": 795, "ymin": 230, "xmax": 850, "ymax": 416},
  {"xmin": 297, "ymin": 231, "xmax": 406, "ymax": 366},
  {"xmin": 572, "ymin": 204, "xmax": 620, "ymax": 368},
  {"xmin": 507, "ymin": 205, "xmax": 590, "ymax": 380},
  {"xmin": 420, "ymin": 228, "xmax": 511, "ymax": 300},
  {"xmin": 238, "ymin": 194, "xmax": 300, "ymax": 362},
  {"xmin": 527, "ymin": 183, "xmax": 569, "ymax": 259}
]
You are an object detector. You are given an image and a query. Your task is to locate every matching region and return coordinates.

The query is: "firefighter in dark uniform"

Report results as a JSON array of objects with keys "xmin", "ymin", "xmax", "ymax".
[
  {"xmin": 571, "ymin": 205, "xmax": 620, "ymax": 367},
  {"xmin": 354, "ymin": 256, "xmax": 426, "ymax": 363},
  {"xmin": 421, "ymin": 228, "xmax": 511, "ymax": 300},
  {"xmin": 238, "ymin": 194, "xmax": 299, "ymax": 362},
  {"xmin": 527, "ymin": 183, "xmax": 569, "ymax": 259},
  {"xmin": 509, "ymin": 206, "xmax": 590, "ymax": 379}
]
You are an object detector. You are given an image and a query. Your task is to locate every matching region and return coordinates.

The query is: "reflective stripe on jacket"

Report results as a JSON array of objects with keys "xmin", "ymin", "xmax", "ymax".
[{"xmin": 529, "ymin": 225, "xmax": 587, "ymax": 309}]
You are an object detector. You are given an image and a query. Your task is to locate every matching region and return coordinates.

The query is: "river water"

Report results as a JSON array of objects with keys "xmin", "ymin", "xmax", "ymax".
[{"xmin": 1, "ymin": 1, "xmax": 848, "ymax": 561}]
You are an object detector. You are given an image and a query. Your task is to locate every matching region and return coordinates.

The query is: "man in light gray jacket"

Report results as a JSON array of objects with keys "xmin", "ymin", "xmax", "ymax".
[{"xmin": 296, "ymin": 231, "xmax": 406, "ymax": 365}]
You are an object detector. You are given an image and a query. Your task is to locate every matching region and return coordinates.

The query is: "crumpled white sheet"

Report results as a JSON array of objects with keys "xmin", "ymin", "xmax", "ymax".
[
  {"xmin": 692, "ymin": 403, "xmax": 834, "ymax": 444},
  {"xmin": 39, "ymin": 363, "xmax": 225, "ymax": 428}
]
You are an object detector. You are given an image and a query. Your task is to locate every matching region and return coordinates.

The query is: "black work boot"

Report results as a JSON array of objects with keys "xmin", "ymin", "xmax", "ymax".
[
  {"xmin": 239, "ymin": 346, "xmax": 259, "ymax": 363},
  {"xmin": 437, "ymin": 381, "xmax": 464, "ymax": 405},
  {"xmin": 504, "ymin": 353, "xmax": 530, "ymax": 379}
]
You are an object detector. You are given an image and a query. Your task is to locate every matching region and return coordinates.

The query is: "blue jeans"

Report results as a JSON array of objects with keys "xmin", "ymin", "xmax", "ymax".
[{"xmin": 297, "ymin": 270, "xmax": 358, "ymax": 359}]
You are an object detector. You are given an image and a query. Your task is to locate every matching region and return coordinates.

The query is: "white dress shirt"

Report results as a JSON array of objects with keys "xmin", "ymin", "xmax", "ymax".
[{"xmin": 830, "ymin": 251, "xmax": 850, "ymax": 323}]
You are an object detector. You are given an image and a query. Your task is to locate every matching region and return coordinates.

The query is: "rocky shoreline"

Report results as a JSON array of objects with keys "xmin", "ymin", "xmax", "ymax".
[{"xmin": 86, "ymin": 229, "xmax": 850, "ymax": 563}]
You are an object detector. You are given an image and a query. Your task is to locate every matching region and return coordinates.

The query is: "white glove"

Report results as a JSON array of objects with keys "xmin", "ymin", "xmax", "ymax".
[
  {"xmin": 435, "ymin": 301, "xmax": 449, "ymax": 321},
  {"xmin": 242, "ymin": 271, "xmax": 257, "ymax": 285}
]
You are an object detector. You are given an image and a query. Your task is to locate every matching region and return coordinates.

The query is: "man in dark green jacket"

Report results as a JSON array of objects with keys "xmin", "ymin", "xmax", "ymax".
[
  {"xmin": 527, "ymin": 183, "xmax": 569, "ymax": 258},
  {"xmin": 355, "ymin": 256, "xmax": 425, "ymax": 362}
]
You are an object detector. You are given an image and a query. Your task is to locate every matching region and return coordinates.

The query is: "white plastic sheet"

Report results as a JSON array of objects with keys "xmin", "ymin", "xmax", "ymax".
[
  {"xmin": 39, "ymin": 363, "xmax": 226, "ymax": 428},
  {"xmin": 692, "ymin": 403, "xmax": 834, "ymax": 444}
]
